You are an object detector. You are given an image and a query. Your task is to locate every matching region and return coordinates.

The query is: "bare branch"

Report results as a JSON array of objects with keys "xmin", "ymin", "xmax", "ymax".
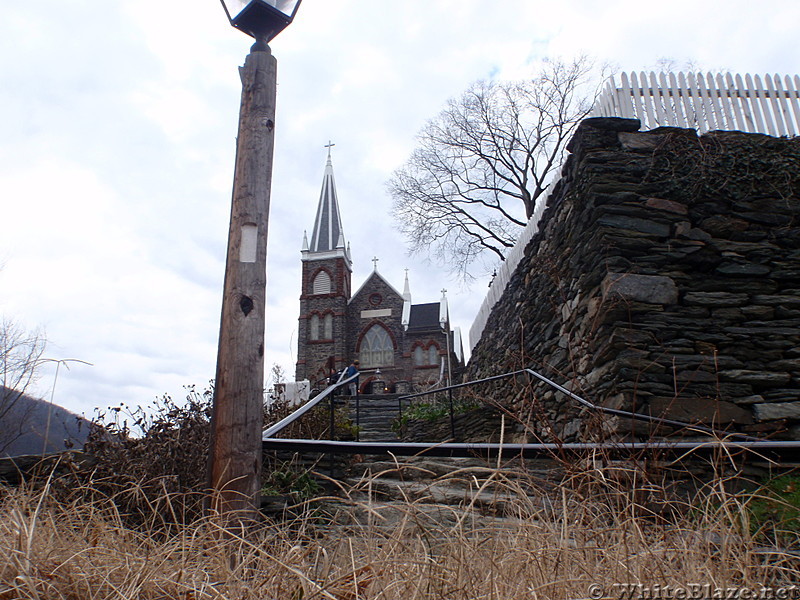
[
  {"xmin": 0, "ymin": 318, "xmax": 46, "ymax": 453},
  {"xmin": 390, "ymin": 56, "xmax": 603, "ymax": 279}
]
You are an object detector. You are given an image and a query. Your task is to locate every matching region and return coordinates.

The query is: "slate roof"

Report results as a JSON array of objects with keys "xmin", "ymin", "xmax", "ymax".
[
  {"xmin": 407, "ymin": 303, "xmax": 441, "ymax": 331},
  {"xmin": 309, "ymin": 154, "xmax": 345, "ymax": 253}
]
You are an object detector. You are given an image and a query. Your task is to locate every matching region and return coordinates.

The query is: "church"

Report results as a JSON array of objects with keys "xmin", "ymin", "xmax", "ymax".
[{"xmin": 294, "ymin": 151, "xmax": 463, "ymax": 394}]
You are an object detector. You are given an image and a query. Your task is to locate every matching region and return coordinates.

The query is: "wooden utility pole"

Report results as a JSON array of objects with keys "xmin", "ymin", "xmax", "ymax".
[{"xmin": 208, "ymin": 45, "xmax": 277, "ymax": 522}]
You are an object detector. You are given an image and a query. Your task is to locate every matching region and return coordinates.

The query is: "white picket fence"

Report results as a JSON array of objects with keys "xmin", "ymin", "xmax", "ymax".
[
  {"xmin": 467, "ymin": 71, "xmax": 799, "ymax": 354},
  {"xmin": 593, "ymin": 72, "xmax": 800, "ymax": 136}
]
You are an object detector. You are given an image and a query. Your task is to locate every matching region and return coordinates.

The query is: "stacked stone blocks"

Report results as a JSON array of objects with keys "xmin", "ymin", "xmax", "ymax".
[{"xmin": 467, "ymin": 117, "xmax": 800, "ymax": 441}]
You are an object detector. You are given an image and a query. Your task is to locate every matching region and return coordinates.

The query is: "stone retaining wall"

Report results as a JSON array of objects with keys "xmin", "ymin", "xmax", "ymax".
[
  {"xmin": 399, "ymin": 405, "xmax": 506, "ymax": 443},
  {"xmin": 467, "ymin": 117, "xmax": 800, "ymax": 441}
]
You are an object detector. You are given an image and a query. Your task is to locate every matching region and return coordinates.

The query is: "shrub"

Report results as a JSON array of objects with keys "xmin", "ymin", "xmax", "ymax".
[
  {"xmin": 745, "ymin": 474, "xmax": 800, "ymax": 545},
  {"xmin": 394, "ymin": 395, "xmax": 479, "ymax": 432},
  {"xmin": 79, "ymin": 385, "xmax": 213, "ymax": 526},
  {"xmin": 73, "ymin": 384, "xmax": 355, "ymax": 526}
]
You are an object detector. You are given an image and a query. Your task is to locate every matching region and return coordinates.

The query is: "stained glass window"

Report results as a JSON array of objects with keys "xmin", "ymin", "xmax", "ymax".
[{"xmin": 359, "ymin": 325, "xmax": 394, "ymax": 367}]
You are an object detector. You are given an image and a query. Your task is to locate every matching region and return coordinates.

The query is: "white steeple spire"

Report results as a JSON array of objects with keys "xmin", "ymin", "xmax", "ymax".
[
  {"xmin": 401, "ymin": 268, "xmax": 412, "ymax": 330},
  {"xmin": 439, "ymin": 288, "xmax": 449, "ymax": 329}
]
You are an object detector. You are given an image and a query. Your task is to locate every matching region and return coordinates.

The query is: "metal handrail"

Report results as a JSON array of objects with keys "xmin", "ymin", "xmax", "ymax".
[
  {"xmin": 260, "ymin": 366, "xmax": 800, "ymax": 468},
  {"xmin": 262, "ymin": 372, "xmax": 358, "ymax": 439},
  {"xmin": 265, "ymin": 364, "xmax": 762, "ymax": 444},
  {"xmin": 261, "ymin": 438, "xmax": 800, "ymax": 460},
  {"xmin": 398, "ymin": 367, "xmax": 761, "ymax": 442}
]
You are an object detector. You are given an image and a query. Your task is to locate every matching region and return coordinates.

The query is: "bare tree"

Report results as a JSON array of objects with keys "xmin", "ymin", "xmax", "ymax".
[
  {"xmin": 267, "ymin": 362, "xmax": 287, "ymax": 404},
  {"xmin": 389, "ymin": 56, "xmax": 602, "ymax": 279},
  {"xmin": 0, "ymin": 318, "xmax": 46, "ymax": 453}
]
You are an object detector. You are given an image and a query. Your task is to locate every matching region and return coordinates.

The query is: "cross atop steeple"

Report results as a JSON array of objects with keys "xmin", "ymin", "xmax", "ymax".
[
  {"xmin": 324, "ymin": 140, "xmax": 335, "ymax": 161},
  {"xmin": 372, "ymin": 256, "xmax": 379, "ymax": 271}
]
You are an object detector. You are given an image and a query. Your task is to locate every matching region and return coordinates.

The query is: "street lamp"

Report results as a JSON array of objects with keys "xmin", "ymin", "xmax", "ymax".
[
  {"xmin": 208, "ymin": 0, "xmax": 302, "ymax": 524},
  {"xmin": 220, "ymin": 0, "xmax": 302, "ymax": 48}
]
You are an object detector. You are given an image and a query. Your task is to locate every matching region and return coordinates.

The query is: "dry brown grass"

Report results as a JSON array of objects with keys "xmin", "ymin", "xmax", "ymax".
[{"xmin": 1, "ymin": 464, "xmax": 798, "ymax": 600}]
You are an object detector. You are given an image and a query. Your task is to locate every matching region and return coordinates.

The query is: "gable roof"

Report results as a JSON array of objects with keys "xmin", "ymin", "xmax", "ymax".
[{"xmin": 349, "ymin": 270, "xmax": 404, "ymax": 304}]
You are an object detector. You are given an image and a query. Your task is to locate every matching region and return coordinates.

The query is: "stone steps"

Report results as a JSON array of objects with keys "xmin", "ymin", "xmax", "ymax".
[
  {"xmin": 319, "ymin": 455, "xmax": 561, "ymax": 531},
  {"xmin": 343, "ymin": 457, "xmax": 558, "ymax": 510},
  {"xmin": 327, "ymin": 396, "xmax": 563, "ymax": 529},
  {"xmin": 346, "ymin": 393, "xmax": 403, "ymax": 442}
]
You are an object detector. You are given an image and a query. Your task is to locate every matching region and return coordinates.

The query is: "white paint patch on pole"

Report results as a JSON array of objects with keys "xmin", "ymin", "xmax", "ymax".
[{"xmin": 239, "ymin": 223, "xmax": 258, "ymax": 263}]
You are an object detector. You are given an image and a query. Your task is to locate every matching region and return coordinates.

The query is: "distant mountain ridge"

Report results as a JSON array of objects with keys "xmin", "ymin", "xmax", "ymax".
[{"xmin": 0, "ymin": 387, "xmax": 90, "ymax": 457}]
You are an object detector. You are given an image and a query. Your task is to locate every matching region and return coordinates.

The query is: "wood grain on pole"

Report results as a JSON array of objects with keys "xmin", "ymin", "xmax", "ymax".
[{"xmin": 208, "ymin": 47, "xmax": 276, "ymax": 523}]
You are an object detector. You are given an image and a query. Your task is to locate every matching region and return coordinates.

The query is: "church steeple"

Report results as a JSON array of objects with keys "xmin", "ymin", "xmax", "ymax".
[
  {"xmin": 296, "ymin": 145, "xmax": 353, "ymax": 384},
  {"xmin": 308, "ymin": 144, "xmax": 347, "ymax": 256}
]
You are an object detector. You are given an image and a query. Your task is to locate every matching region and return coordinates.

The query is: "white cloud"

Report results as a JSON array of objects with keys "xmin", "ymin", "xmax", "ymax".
[{"xmin": 0, "ymin": 0, "xmax": 797, "ymax": 417}]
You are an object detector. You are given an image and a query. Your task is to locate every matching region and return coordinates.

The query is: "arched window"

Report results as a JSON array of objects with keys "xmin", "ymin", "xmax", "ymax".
[
  {"xmin": 429, "ymin": 346, "xmax": 440, "ymax": 366},
  {"xmin": 413, "ymin": 342, "xmax": 440, "ymax": 367},
  {"xmin": 323, "ymin": 313, "xmax": 333, "ymax": 339},
  {"xmin": 413, "ymin": 346, "xmax": 425, "ymax": 366},
  {"xmin": 309, "ymin": 314, "xmax": 320, "ymax": 340},
  {"xmin": 359, "ymin": 325, "xmax": 394, "ymax": 367},
  {"xmin": 312, "ymin": 271, "xmax": 331, "ymax": 295}
]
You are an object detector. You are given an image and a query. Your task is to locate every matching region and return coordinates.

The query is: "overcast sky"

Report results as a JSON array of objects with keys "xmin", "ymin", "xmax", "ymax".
[{"xmin": 1, "ymin": 0, "xmax": 797, "ymax": 418}]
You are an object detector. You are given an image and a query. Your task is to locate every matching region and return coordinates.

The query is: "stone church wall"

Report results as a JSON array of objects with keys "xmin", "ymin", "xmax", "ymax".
[
  {"xmin": 296, "ymin": 255, "xmax": 350, "ymax": 385},
  {"xmin": 403, "ymin": 329, "xmax": 449, "ymax": 389},
  {"xmin": 467, "ymin": 117, "xmax": 800, "ymax": 442},
  {"xmin": 346, "ymin": 274, "xmax": 406, "ymax": 390}
]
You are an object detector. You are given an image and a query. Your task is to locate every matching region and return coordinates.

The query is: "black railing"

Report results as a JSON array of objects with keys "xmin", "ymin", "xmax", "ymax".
[
  {"xmin": 263, "ymin": 372, "xmax": 358, "ymax": 439},
  {"xmin": 261, "ymin": 365, "xmax": 794, "ymax": 463},
  {"xmin": 397, "ymin": 367, "xmax": 762, "ymax": 442},
  {"xmin": 260, "ymin": 438, "xmax": 800, "ymax": 462}
]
